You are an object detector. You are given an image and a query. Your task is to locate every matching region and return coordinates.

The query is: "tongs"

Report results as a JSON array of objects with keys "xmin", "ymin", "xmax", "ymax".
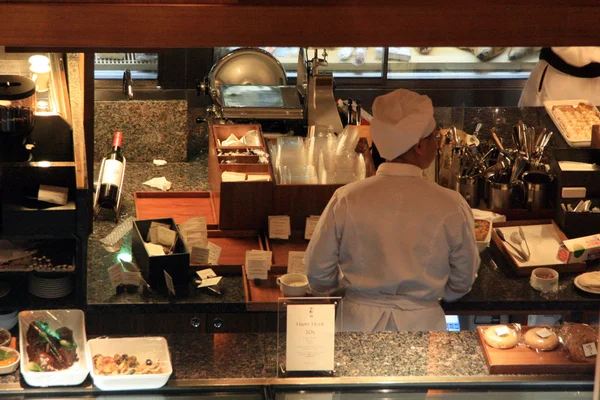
[
  {"xmin": 517, "ymin": 227, "xmax": 531, "ymax": 259},
  {"xmin": 495, "ymin": 228, "xmax": 530, "ymax": 261}
]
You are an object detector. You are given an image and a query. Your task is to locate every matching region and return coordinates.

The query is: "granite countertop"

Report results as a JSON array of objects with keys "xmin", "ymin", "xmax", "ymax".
[
  {"xmin": 86, "ymin": 106, "xmax": 600, "ymax": 313},
  {"xmin": 3, "ymin": 330, "xmax": 591, "ymax": 389}
]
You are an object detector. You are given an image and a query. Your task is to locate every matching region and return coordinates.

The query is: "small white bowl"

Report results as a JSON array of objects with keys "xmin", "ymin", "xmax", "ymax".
[
  {"xmin": 530, "ymin": 268, "xmax": 559, "ymax": 293},
  {"xmin": 0, "ymin": 346, "xmax": 20, "ymax": 375},
  {"xmin": 475, "ymin": 218, "xmax": 493, "ymax": 252},
  {"xmin": 0, "ymin": 311, "xmax": 19, "ymax": 330}
]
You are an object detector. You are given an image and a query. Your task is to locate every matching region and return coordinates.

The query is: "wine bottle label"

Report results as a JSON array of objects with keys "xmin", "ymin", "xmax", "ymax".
[
  {"xmin": 101, "ymin": 159, "xmax": 124, "ymax": 186},
  {"xmin": 38, "ymin": 185, "xmax": 69, "ymax": 205}
]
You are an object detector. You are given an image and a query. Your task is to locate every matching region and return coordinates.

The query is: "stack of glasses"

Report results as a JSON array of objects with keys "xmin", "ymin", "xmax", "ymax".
[{"xmin": 269, "ymin": 125, "xmax": 367, "ymax": 185}]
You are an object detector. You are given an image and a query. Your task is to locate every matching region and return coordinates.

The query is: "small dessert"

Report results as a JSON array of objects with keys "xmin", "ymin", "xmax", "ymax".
[{"xmin": 483, "ymin": 325, "xmax": 519, "ymax": 349}]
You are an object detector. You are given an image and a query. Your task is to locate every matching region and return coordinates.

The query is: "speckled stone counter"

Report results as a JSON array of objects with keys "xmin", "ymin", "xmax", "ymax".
[{"xmin": 0, "ymin": 331, "xmax": 592, "ymax": 393}]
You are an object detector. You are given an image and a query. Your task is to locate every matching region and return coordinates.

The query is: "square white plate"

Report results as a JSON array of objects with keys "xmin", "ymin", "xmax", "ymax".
[{"xmin": 544, "ymin": 99, "xmax": 598, "ymax": 148}]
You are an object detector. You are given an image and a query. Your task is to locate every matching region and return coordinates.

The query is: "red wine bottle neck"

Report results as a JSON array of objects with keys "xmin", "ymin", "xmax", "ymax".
[{"xmin": 112, "ymin": 131, "xmax": 123, "ymax": 148}]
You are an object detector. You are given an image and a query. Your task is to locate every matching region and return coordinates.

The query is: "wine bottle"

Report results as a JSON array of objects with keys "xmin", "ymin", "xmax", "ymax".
[{"xmin": 97, "ymin": 131, "xmax": 125, "ymax": 209}]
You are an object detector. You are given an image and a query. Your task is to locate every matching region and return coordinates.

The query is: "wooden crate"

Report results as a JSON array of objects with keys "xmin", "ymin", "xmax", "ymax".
[
  {"xmin": 210, "ymin": 123, "xmax": 265, "ymax": 150},
  {"xmin": 477, "ymin": 326, "xmax": 596, "ymax": 375},
  {"xmin": 490, "ymin": 219, "xmax": 586, "ymax": 276},
  {"xmin": 134, "ymin": 191, "xmax": 218, "ymax": 229}
]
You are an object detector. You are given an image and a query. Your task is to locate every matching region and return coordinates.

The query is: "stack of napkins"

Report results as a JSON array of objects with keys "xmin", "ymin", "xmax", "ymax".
[
  {"xmin": 221, "ymin": 171, "xmax": 247, "ymax": 182},
  {"xmin": 219, "ymin": 134, "xmax": 245, "ymax": 147},
  {"xmin": 178, "ymin": 217, "xmax": 222, "ymax": 265},
  {"xmin": 144, "ymin": 221, "xmax": 178, "ymax": 256}
]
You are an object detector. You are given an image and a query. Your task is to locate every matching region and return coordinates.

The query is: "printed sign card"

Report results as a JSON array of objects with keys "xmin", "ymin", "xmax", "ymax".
[
  {"xmin": 305, "ymin": 216, "xmax": 320, "ymax": 240},
  {"xmin": 286, "ymin": 303, "xmax": 335, "ymax": 371},
  {"xmin": 287, "ymin": 251, "xmax": 307, "ymax": 274},
  {"xmin": 269, "ymin": 215, "xmax": 291, "ymax": 239},
  {"xmin": 245, "ymin": 250, "xmax": 272, "ymax": 279}
]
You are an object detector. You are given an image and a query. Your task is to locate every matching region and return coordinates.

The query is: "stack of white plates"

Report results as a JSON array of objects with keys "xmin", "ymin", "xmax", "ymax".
[{"xmin": 28, "ymin": 275, "xmax": 73, "ymax": 298}]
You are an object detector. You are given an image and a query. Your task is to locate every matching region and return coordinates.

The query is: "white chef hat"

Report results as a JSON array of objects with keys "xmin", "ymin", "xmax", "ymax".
[{"xmin": 370, "ymin": 89, "xmax": 436, "ymax": 160}]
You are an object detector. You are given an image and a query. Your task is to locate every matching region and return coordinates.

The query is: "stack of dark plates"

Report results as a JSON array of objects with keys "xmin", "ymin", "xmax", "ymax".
[{"xmin": 28, "ymin": 274, "xmax": 73, "ymax": 298}]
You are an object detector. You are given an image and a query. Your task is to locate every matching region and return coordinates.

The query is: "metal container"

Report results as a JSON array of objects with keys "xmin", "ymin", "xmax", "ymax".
[
  {"xmin": 522, "ymin": 171, "xmax": 553, "ymax": 211},
  {"xmin": 0, "ymin": 75, "xmax": 36, "ymax": 138},
  {"xmin": 459, "ymin": 175, "xmax": 480, "ymax": 207},
  {"xmin": 487, "ymin": 179, "xmax": 513, "ymax": 209}
]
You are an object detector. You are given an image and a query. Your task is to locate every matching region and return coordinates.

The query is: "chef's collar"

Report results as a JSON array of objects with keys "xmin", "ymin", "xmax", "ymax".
[{"xmin": 376, "ymin": 162, "xmax": 423, "ymax": 178}]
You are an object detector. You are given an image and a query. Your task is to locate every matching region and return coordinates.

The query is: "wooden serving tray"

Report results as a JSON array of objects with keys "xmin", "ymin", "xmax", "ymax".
[
  {"xmin": 264, "ymin": 231, "xmax": 309, "ymax": 268},
  {"xmin": 490, "ymin": 219, "xmax": 586, "ymax": 276},
  {"xmin": 191, "ymin": 230, "xmax": 263, "ymax": 269},
  {"xmin": 242, "ymin": 265, "xmax": 288, "ymax": 311},
  {"xmin": 477, "ymin": 326, "xmax": 596, "ymax": 375},
  {"xmin": 134, "ymin": 191, "xmax": 218, "ymax": 229}
]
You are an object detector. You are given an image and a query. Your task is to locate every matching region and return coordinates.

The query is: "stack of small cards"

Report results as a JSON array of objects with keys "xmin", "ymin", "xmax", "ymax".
[
  {"xmin": 245, "ymin": 250, "xmax": 273, "ymax": 279},
  {"xmin": 268, "ymin": 215, "xmax": 291, "ymax": 240},
  {"xmin": 144, "ymin": 221, "xmax": 179, "ymax": 256},
  {"xmin": 178, "ymin": 217, "xmax": 222, "ymax": 265}
]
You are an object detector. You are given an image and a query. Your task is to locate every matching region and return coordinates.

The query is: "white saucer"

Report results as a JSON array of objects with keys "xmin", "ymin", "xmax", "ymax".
[{"xmin": 574, "ymin": 274, "xmax": 600, "ymax": 295}]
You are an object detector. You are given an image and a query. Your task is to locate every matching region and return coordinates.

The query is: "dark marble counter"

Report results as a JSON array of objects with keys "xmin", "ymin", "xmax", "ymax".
[
  {"xmin": 1, "ymin": 331, "xmax": 592, "ymax": 391},
  {"xmin": 86, "ymin": 106, "xmax": 600, "ymax": 315}
]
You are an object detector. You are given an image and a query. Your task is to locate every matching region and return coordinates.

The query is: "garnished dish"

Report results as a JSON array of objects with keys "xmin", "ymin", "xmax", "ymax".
[
  {"xmin": 474, "ymin": 219, "xmax": 491, "ymax": 242},
  {"xmin": 92, "ymin": 353, "xmax": 162, "ymax": 375},
  {"xmin": 25, "ymin": 320, "xmax": 78, "ymax": 372},
  {"xmin": 0, "ymin": 347, "xmax": 18, "ymax": 367},
  {"xmin": 551, "ymin": 102, "xmax": 600, "ymax": 141}
]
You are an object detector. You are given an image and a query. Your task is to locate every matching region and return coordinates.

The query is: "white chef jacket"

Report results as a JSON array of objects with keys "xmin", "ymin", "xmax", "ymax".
[
  {"xmin": 519, "ymin": 47, "xmax": 600, "ymax": 107},
  {"xmin": 305, "ymin": 162, "xmax": 480, "ymax": 332}
]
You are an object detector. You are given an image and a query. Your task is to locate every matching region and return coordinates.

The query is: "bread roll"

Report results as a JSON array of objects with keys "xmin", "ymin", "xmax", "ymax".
[
  {"xmin": 523, "ymin": 327, "xmax": 559, "ymax": 351},
  {"xmin": 483, "ymin": 325, "xmax": 519, "ymax": 349},
  {"xmin": 559, "ymin": 324, "xmax": 598, "ymax": 363}
]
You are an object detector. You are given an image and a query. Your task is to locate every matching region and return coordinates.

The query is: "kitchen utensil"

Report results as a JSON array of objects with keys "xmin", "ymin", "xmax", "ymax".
[
  {"xmin": 495, "ymin": 228, "xmax": 530, "ymax": 261},
  {"xmin": 522, "ymin": 171, "xmax": 553, "ymax": 211},
  {"xmin": 510, "ymin": 229, "xmax": 531, "ymax": 260},
  {"xmin": 491, "ymin": 127, "xmax": 504, "ymax": 150},
  {"xmin": 488, "ymin": 179, "xmax": 513, "ymax": 209},
  {"xmin": 509, "ymin": 155, "xmax": 528, "ymax": 184},
  {"xmin": 518, "ymin": 226, "xmax": 532, "ymax": 258},
  {"xmin": 459, "ymin": 175, "xmax": 480, "ymax": 207}
]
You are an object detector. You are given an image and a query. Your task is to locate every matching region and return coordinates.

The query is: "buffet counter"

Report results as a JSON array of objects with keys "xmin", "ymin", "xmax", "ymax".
[{"xmin": 0, "ymin": 331, "xmax": 595, "ymax": 396}]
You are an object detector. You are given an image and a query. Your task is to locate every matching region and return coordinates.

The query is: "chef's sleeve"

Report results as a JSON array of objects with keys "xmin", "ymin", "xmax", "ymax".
[
  {"xmin": 443, "ymin": 198, "xmax": 481, "ymax": 302},
  {"xmin": 305, "ymin": 191, "xmax": 345, "ymax": 296}
]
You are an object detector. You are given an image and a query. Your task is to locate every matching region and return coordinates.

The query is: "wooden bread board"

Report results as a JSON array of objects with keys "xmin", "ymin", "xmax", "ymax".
[
  {"xmin": 477, "ymin": 326, "xmax": 596, "ymax": 375},
  {"xmin": 490, "ymin": 219, "xmax": 586, "ymax": 276},
  {"xmin": 264, "ymin": 231, "xmax": 309, "ymax": 268},
  {"xmin": 134, "ymin": 191, "xmax": 218, "ymax": 229}
]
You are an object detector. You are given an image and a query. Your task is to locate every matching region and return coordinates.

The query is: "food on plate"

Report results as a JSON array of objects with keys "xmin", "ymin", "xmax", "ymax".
[
  {"xmin": 508, "ymin": 47, "xmax": 537, "ymax": 60},
  {"xmin": 416, "ymin": 47, "xmax": 433, "ymax": 55},
  {"xmin": 552, "ymin": 102, "xmax": 600, "ymax": 141},
  {"xmin": 474, "ymin": 219, "xmax": 491, "ymax": 242},
  {"xmin": 483, "ymin": 325, "xmax": 519, "ymax": 349},
  {"xmin": 558, "ymin": 323, "xmax": 598, "ymax": 363},
  {"xmin": 523, "ymin": 327, "xmax": 559, "ymax": 351},
  {"xmin": 459, "ymin": 47, "xmax": 506, "ymax": 61},
  {"xmin": 577, "ymin": 271, "xmax": 600, "ymax": 289},
  {"xmin": 92, "ymin": 353, "xmax": 163, "ymax": 375},
  {"xmin": 0, "ymin": 347, "xmax": 19, "ymax": 367},
  {"xmin": 26, "ymin": 321, "xmax": 78, "ymax": 372}
]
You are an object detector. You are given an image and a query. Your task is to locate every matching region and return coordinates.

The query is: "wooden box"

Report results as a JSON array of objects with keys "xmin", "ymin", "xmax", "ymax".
[
  {"xmin": 134, "ymin": 191, "xmax": 218, "ymax": 229},
  {"xmin": 242, "ymin": 265, "xmax": 288, "ymax": 311},
  {"xmin": 477, "ymin": 326, "xmax": 595, "ymax": 375},
  {"xmin": 191, "ymin": 230, "xmax": 263, "ymax": 270},
  {"xmin": 210, "ymin": 123, "xmax": 265, "ymax": 150},
  {"xmin": 264, "ymin": 231, "xmax": 309, "ymax": 268}
]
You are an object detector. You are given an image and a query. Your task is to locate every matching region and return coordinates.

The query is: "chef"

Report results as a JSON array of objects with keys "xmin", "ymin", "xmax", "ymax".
[
  {"xmin": 305, "ymin": 89, "xmax": 480, "ymax": 332},
  {"xmin": 519, "ymin": 47, "xmax": 600, "ymax": 107}
]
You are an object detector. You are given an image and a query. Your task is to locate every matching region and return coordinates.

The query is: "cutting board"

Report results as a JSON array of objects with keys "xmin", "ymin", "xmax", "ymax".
[
  {"xmin": 477, "ymin": 326, "xmax": 596, "ymax": 375},
  {"xmin": 490, "ymin": 219, "xmax": 586, "ymax": 275}
]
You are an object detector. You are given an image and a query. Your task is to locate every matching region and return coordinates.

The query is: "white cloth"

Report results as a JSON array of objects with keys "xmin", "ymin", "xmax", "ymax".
[
  {"xmin": 305, "ymin": 162, "xmax": 481, "ymax": 332},
  {"xmin": 370, "ymin": 89, "xmax": 436, "ymax": 160},
  {"xmin": 519, "ymin": 47, "xmax": 600, "ymax": 107}
]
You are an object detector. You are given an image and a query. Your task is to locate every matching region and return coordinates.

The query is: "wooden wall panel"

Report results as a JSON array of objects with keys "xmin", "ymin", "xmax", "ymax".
[{"xmin": 0, "ymin": 2, "xmax": 599, "ymax": 48}]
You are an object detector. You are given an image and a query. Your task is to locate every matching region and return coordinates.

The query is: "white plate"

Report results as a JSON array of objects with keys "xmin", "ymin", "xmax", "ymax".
[
  {"xmin": 574, "ymin": 273, "xmax": 600, "ymax": 295},
  {"xmin": 544, "ymin": 99, "xmax": 598, "ymax": 148}
]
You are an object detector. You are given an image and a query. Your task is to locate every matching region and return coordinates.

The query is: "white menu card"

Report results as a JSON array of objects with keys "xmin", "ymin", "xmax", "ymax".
[{"xmin": 286, "ymin": 304, "xmax": 335, "ymax": 371}]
